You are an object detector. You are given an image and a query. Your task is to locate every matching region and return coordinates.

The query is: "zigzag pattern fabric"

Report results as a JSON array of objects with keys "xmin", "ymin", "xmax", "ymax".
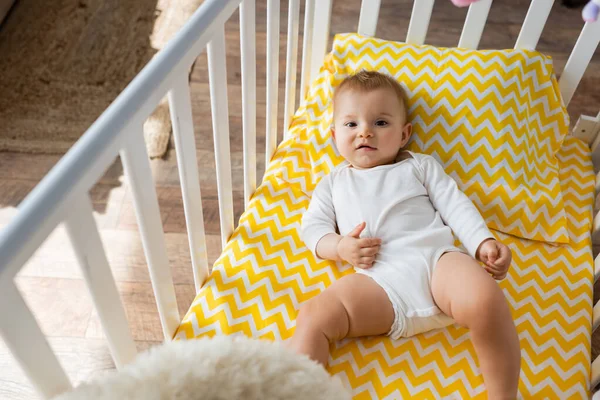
[
  {"xmin": 175, "ymin": 36, "xmax": 593, "ymax": 397},
  {"xmin": 176, "ymin": 136, "xmax": 593, "ymax": 397},
  {"xmin": 269, "ymin": 34, "xmax": 570, "ymax": 244}
]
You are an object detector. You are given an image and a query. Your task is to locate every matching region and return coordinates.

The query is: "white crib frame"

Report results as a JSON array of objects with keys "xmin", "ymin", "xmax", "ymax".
[{"xmin": 2, "ymin": 0, "xmax": 600, "ymax": 397}]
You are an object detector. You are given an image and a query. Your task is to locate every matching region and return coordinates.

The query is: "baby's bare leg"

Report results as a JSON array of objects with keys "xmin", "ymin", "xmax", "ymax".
[
  {"xmin": 288, "ymin": 273, "xmax": 395, "ymax": 366},
  {"xmin": 432, "ymin": 252, "xmax": 520, "ymax": 400}
]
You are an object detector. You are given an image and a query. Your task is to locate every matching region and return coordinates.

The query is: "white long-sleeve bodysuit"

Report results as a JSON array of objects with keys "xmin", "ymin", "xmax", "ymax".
[{"xmin": 301, "ymin": 151, "xmax": 494, "ymax": 339}]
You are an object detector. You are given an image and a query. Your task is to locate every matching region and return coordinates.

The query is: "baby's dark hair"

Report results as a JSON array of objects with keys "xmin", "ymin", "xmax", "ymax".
[{"xmin": 333, "ymin": 70, "xmax": 408, "ymax": 119}]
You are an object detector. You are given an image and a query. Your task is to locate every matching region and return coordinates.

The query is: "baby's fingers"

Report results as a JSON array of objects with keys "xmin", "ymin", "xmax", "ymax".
[
  {"xmin": 483, "ymin": 264, "xmax": 507, "ymax": 280},
  {"xmin": 362, "ymin": 256, "xmax": 376, "ymax": 267},
  {"xmin": 494, "ymin": 245, "xmax": 512, "ymax": 267},
  {"xmin": 484, "ymin": 260, "xmax": 504, "ymax": 273},
  {"xmin": 492, "ymin": 271, "xmax": 507, "ymax": 281},
  {"xmin": 358, "ymin": 238, "xmax": 382, "ymax": 248},
  {"xmin": 483, "ymin": 266, "xmax": 499, "ymax": 280},
  {"xmin": 356, "ymin": 256, "xmax": 375, "ymax": 269},
  {"xmin": 359, "ymin": 245, "xmax": 380, "ymax": 257}
]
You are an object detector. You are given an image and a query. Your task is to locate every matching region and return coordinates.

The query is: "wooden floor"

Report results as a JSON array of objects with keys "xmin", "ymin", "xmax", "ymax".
[{"xmin": 2, "ymin": 0, "xmax": 600, "ymax": 398}]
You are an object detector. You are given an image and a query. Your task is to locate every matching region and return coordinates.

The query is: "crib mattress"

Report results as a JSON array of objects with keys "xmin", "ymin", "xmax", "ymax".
[{"xmin": 175, "ymin": 136, "xmax": 594, "ymax": 398}]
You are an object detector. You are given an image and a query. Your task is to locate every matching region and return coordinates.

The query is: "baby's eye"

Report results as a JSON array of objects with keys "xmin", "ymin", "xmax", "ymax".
[
  {"xmin": 345, "ymin": 122, "xmax": 357, "ymax": 128},
  {"xmin": 375, "ymin": 120, "xmax": 388, "ymax": 126}
]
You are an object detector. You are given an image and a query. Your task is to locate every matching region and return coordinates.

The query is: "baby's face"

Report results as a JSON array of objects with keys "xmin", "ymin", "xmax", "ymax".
[{"xmin": 332, "ymin": 88, "xmax": 412, "ymax": 169}]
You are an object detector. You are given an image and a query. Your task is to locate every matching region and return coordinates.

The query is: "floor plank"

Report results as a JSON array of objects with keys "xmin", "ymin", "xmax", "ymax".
[{"xmin": 15, "ymin": 277, "xmax": 94, "ymax": 338}]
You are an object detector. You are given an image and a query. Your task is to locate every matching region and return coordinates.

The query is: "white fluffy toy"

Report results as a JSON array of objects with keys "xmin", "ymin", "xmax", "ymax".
[{"xmin": 52, "ymin": 336, "xmax": 351, "ymax": 400}]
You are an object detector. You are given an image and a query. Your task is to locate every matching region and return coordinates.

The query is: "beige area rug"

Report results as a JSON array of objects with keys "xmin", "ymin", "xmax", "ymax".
[{"xmin": 0, "ymin": 0, "xmax": 203, "ymax": 158}]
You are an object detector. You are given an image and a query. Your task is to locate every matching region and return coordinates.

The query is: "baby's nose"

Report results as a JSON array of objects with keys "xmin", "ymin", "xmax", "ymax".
[{"xmin": 358, "ymin": 129, "xmax": 373, "ymax": 138}]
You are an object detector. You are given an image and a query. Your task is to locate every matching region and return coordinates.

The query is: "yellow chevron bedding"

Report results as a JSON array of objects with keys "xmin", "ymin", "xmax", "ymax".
[
  {"xmin": 175, "ymin": 35, "xmax": 594, "ymax": 397},
  {"xmin": 175, "ymin": 134, "xmax": 594, "ymax": 398},
  {"xmin": 304, "ymin": 33, "xmax": 570, "ymax": 244}
]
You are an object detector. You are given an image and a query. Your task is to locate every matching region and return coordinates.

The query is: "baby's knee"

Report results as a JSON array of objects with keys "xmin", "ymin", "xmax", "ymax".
[
  {"xmin": 458, "ymin": 279, "xmax": 510, "ymax": 328},
  {"xmin": 295, "ymin": 295, "xmax": 350, "ymax": 341}
]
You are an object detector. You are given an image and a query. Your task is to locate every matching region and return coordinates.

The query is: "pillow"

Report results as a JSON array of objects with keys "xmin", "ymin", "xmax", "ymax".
[{"xmin": 268, "ymin": 33, "xmax": 570, "ymax": 244}]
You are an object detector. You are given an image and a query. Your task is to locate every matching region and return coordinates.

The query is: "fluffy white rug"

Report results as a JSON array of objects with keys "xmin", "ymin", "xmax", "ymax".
[{"xmin": 52, "ymin": 336, "xmax": 351, "ymax": 400}]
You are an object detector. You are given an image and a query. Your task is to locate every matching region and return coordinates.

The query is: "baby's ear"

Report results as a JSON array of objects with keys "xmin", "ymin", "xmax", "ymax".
[
  {"xmin": 330, "ymin": 125, "xmax": 336, "ymax": 139},
  {"xmin": 401, "ymin": 123, "xmax": 413, "ymax": 144}
]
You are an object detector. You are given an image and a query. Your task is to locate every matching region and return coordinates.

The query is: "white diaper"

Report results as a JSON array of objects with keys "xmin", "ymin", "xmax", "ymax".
[{"xmin": 356, "ymin": 245, "xmax": 464, "ymax": 339}]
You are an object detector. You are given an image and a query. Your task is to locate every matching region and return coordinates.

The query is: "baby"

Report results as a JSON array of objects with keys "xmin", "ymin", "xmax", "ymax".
[{"xmin": 289, "ymin": 71, "xmax": 521, "ymax": 399}]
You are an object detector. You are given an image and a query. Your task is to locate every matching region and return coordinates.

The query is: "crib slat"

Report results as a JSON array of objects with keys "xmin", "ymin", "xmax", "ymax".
[
  {"xmin": 593, "ymin": 354, "xmax": 600, "ymax": 391},
  {"xmin": 65, "ymin": 195, "xmax": 137, "ymax": 367},
  {"xmin": 0, "ymin": 281, "xmax": 72, "ymax": 398},
  {"xmin": 358, "ymin": 0, "xmax": 382, "ymax": 37},
  {"xmin": 458, "ymin": 0, "xmax": 492, "ymax": 49},
  {"xmin": 558, "ymin": 21, "xmax": 600, "ymax": 106},
  {"xmin": 284, "ymin": 0, "xmax": 301, "ymax": 139},
  {"xmin": 300, "ymin": 0, "xmax": 315, "ymax": 100},
  {"xmin": 309, "ymin": 0, "xmax": 333, "ymax": 83},
  {"xmin": 168, "ymin": 75, "xmax": 210, "ymax": 291},
  {"xmin": 240, "ymin": 0, "xmax": 257, "ymax": 207},
  {"xmin": 266, "ymin": 0, "xmax": 280, "ymax": 163},
  {"xmin": 592, "ymin": 133, "xmax": 600, "ymax": 172},
  {"xmin": 595, "ymin": 253, "xmax": 600, "ymax": 283},
  {"xmin": 594, "ymin": 210, "xmax": 600, "ymax": 239},
  {"xmin": 406, "ymin": 0, "xmax": 435, "ymax": 45},
  {"xmin": 594, "ymin": 300, "xmax": 600, "ymax": 332},
  {"xmin": 121, "ymin": 130, "xmax": 180, "ymax": 340},
  {"xmin": 514, "ymin": 0, "xmax": 554, "ymax": 50},
  {"xmin": 207, "ymin": 27, "xmax": 235, "ymax": 247}
]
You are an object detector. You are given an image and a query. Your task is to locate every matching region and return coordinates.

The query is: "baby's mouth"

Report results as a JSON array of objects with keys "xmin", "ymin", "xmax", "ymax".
[{"xmin": 356, "ymin": 144, "xmax": 376, "ymax": 151}]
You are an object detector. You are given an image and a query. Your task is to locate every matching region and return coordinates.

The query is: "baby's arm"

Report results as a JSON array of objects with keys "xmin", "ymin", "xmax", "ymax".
[
  {"xmin": 301, "ymin": 177, "xmax": 381, "ymax": 267},
  {"xmin": 419, "ymin": 155, "xmax": 493, "ymax": 256},
  {"xmin": 313, "ymin": 234, "xmax": 343, "ymax": 261},
  {"xmin": 419, "ymin": 155, "xmax": 512, "ymax": 278},
  {"xmin": 301, "ymin": 175, "xmax": 339, "ymax": 260}
]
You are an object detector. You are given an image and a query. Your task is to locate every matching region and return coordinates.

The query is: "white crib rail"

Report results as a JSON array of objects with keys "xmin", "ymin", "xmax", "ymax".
[
  {"xmin": 240, "ymin": 0, "xmax": 257, "ymax": 208},
  {"xmin": 560, "ymin": 21, "xmax": 600, "ymax": 107},
  {"xmin": 406, "ymin": 0, "xmax": 435, "ymax": 45},
  {"xmin": 515, "ymin": 0, "xmax": 554, "ymax": 50},
  {"xmin": 309, "ymin": 0, "xmax": 333, "ymax": 84},
  {"xmin": 299, "ymin": 0, "xmax": 315, "ymax": 101},
  {"xmin": 0, "ymin": 281, "xmax": 72, "ymax": 398},
  {"xmin": 65, "ymin": 196, "xmax": 137, "ymax": 368},
  {"xmin": 265, "ymin": 0, "xmax": 280, "ymax": 163},
  {"xmin": 283, "ymin": 0, "xmax": 300, "ymax": 138},
  {"xmin": 358, "ymin": 0, "xmax": 381, "ymax": 37},
  {"xmin": 121, "ymin": 131, "xmax": 181, "ymax": 338},
  {"xmin": 207, "ymin": 28, "xmax": 235, "ymax": 248},
  {"xmin": 168, "ymin": 76, "xmax": 210, "ymax": 292},
  {"xmin": 458, "ymin": 0, "xmax": 492, "ymax": 49}
]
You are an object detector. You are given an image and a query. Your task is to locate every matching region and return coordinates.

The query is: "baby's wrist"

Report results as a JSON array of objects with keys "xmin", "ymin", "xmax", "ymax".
[
  {"xmin": 475, "ymin": 238, "xmax": 495, "ymax": 260},
  {"xmin": 334, "ymin": 235, "xmax": 345, "ymax": 261}
]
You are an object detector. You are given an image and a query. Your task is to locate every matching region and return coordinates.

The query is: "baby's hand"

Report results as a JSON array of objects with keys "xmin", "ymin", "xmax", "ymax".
[
  {"xmin": 476, "ymin": 239, "xmax": 512, "ymax": 280},
  {"xmin": 337, "ymin": 222, "xmax": 381, "ymax": 269}
]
